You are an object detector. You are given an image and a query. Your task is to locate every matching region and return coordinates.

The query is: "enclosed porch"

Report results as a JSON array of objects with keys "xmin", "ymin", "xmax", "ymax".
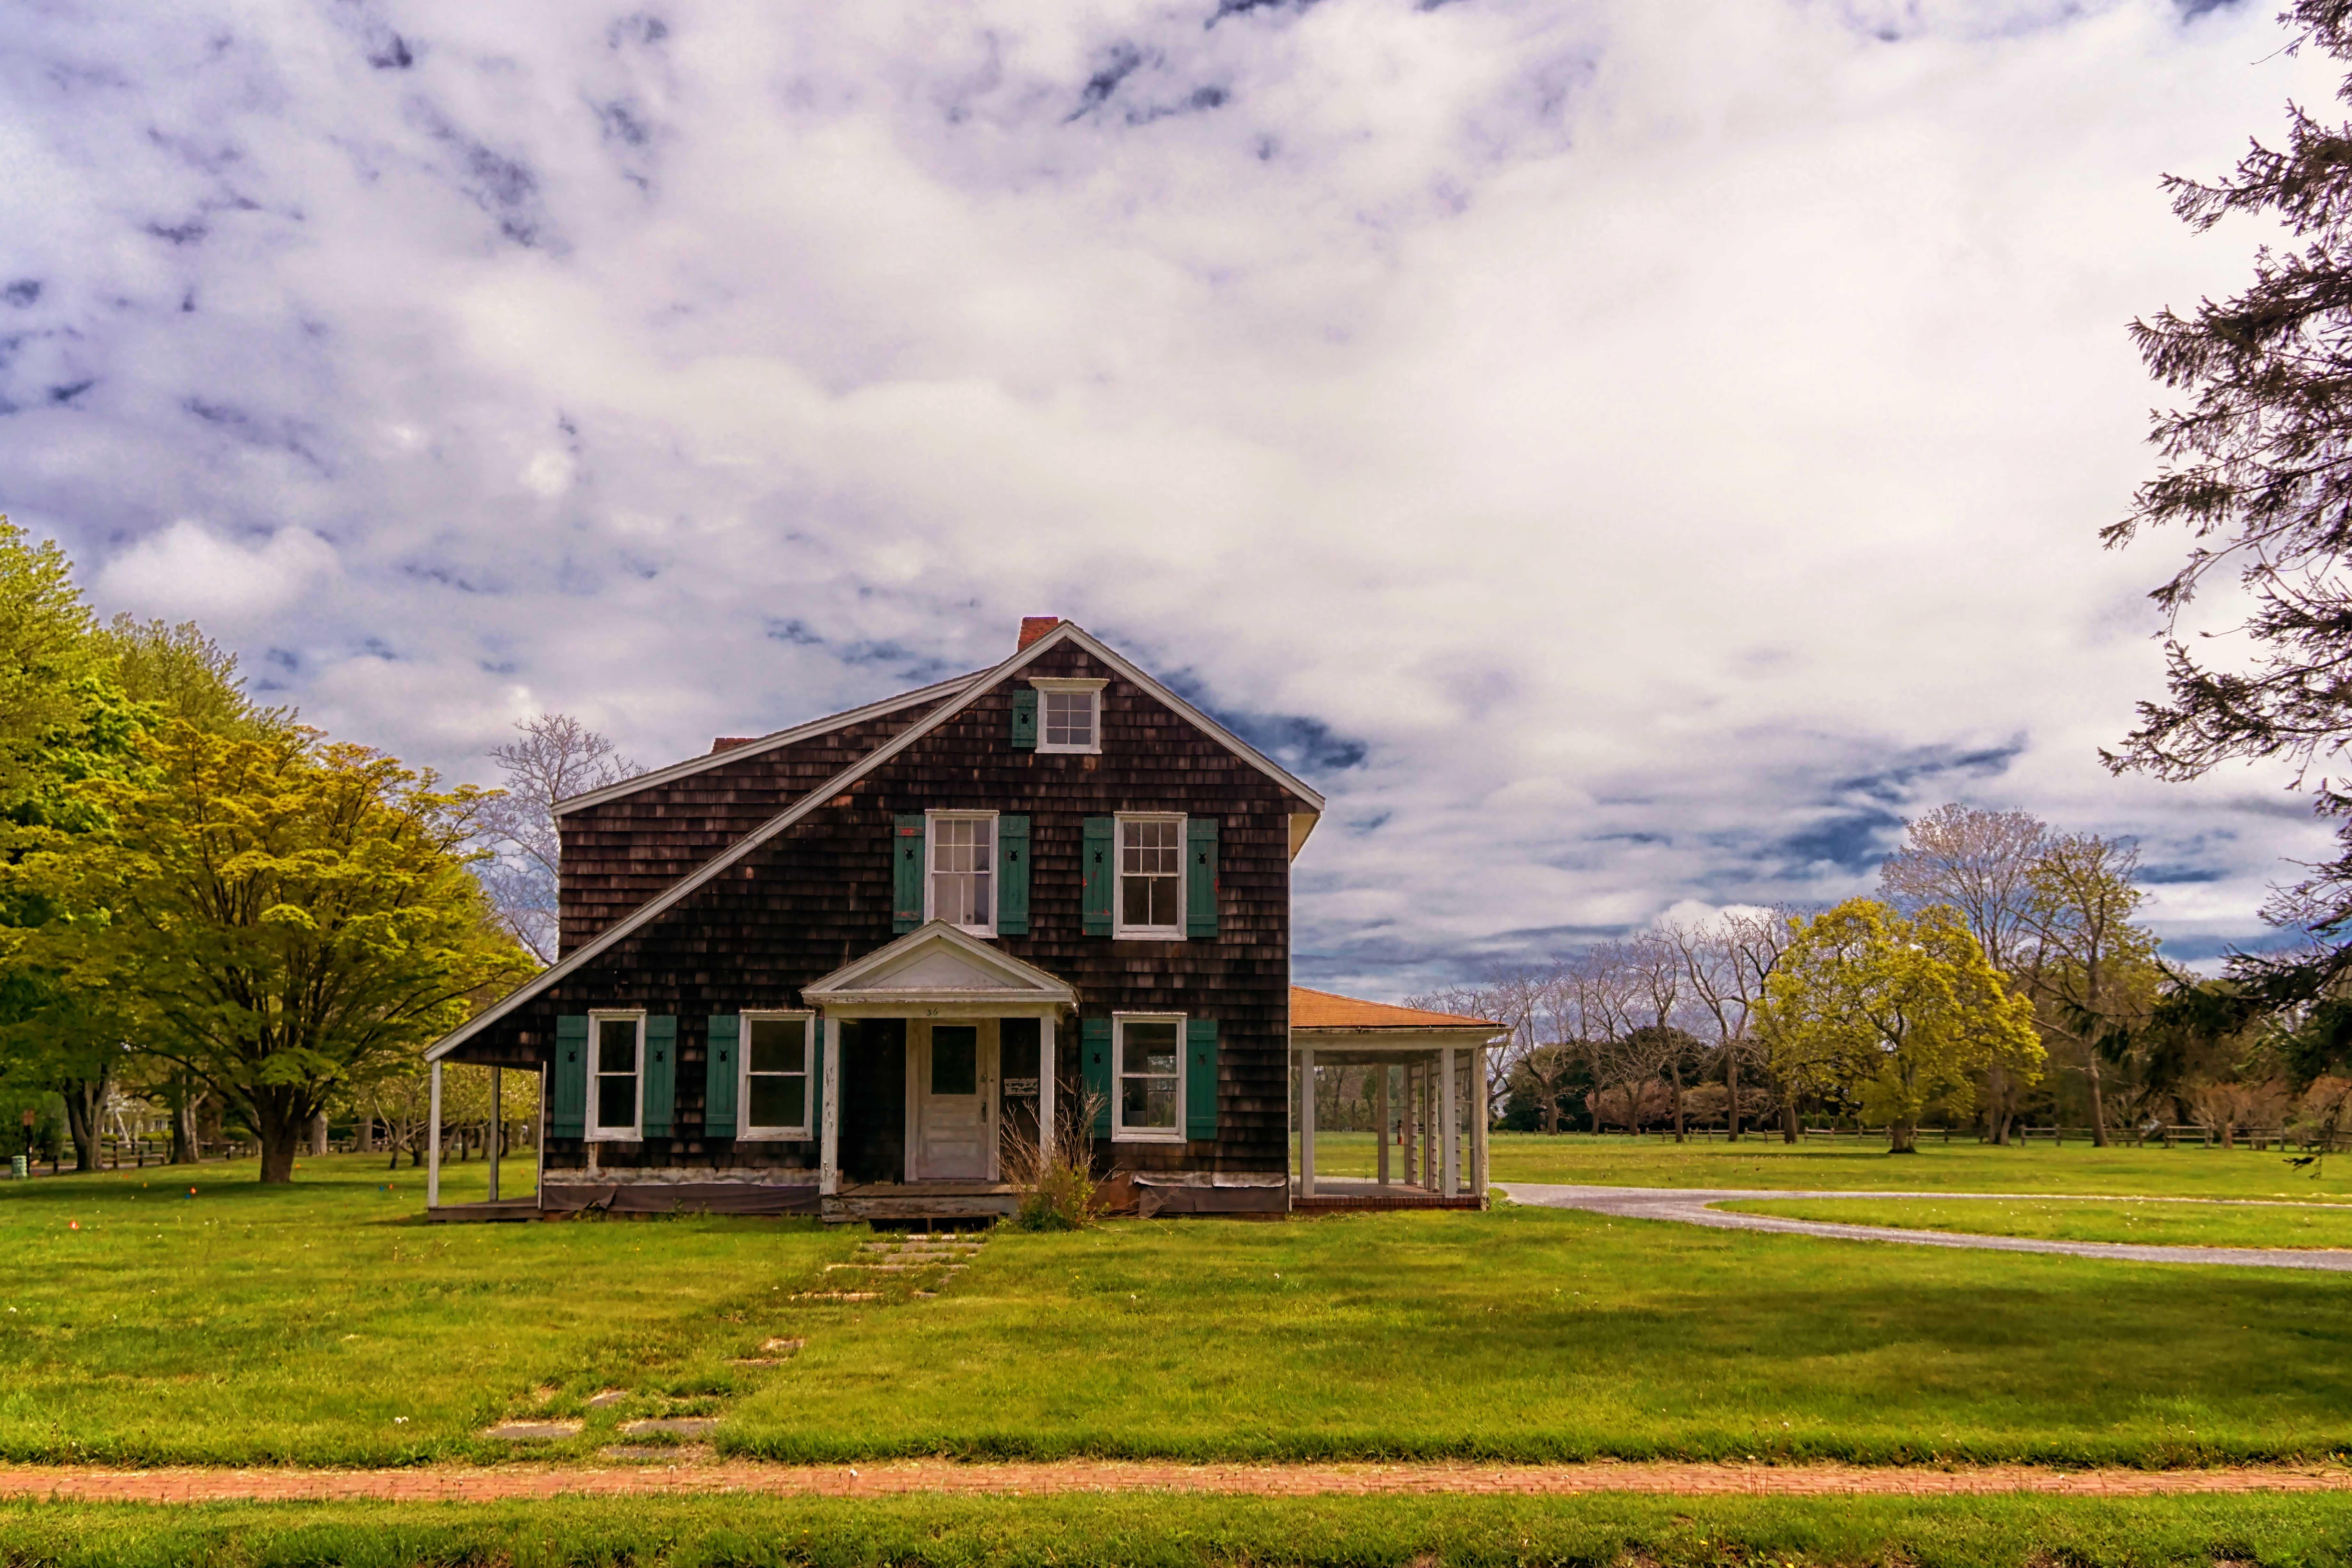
[{"xmin": 1290, "ymin": 988, "xmax": 1501, "ymax": 1212}]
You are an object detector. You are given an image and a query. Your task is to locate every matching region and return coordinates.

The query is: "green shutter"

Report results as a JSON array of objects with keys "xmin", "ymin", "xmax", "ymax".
[
  {"xmin": 704, "ymin": 1015, "xmax": 739, "ymax": 1138},
  {"xmin": 1082, "ymin": 817, "xmax": 1114, "ymax": 937},
  {"xmin": 1011, "ymin": 688, "xmax": 1038, "ymax": 750},
  {"xmin": 643, "ymin": 1015, "xmax": 677, "ymax": 1138},
  {"xmin": 1185, "ymin": 1018, "xmax": 1219, "ymax": 1142},
  {"xmin": 807, "ymin": 1018, "xmax": 824, "ymax": 1142},
  {"xmin": 997, "ymin": 814, "xmax": 1030, "ymax": 934},
  {"xmin": 1082, "ymin": 1017, "xmax": 1113, "ymax": 1137},
  {"xmin": 551, "ymin": 1015, "xmax": 588, "ymax": 1139},
  {"xmin": 1185, "ymin": 816, "xmax": 1219, "ymax": 939},
  {"xmin": 893, "ymin": 814, "xmax": 926, "ymax": 932}
]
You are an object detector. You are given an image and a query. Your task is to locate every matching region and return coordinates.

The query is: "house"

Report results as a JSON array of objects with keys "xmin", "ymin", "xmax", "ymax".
[{"xmin": 422, "ymin": 617, "xmax": 1495, "ymax": 1222}]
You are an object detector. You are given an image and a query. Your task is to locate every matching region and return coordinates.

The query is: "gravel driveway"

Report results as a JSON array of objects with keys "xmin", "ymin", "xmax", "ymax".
[{"xmin": 1500, "ymin": 1183, "xmax": 2352, "ymax": 1271}]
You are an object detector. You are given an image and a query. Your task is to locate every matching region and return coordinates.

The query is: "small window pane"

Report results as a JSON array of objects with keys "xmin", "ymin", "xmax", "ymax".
[
  {"xmin": 749, "ymin": 1075, "xmax": 806, "ymax": 1130},
  {"xmin": 931, "ymin": 817, "xmax": 994, "ymax": 928},
  {"xmin": 931, "ymin": 1026, "xmax": 979, "ymax": 1095},
  {"xmin": 597, "ymin": 1018, "xmax": 637, "ymax": 1074},
  {"xmin": 1121, "ymin": 1077, "xmax": 1177, "ymax": 1129},
  {"xmin": 748, "ymin": 1018, "xmax": 805, "ymax": 1075},
  {"xmin": 1044, "ymin": 690, "xmax": 1095, "ymax": 747},
  {"xmin": 1122, "ymin": 1021, "xmax": 1178, "ymax": 1075},
  {"xmin": 596, "ymin": 1074, "xmax": 636, "ymax": 1131}
]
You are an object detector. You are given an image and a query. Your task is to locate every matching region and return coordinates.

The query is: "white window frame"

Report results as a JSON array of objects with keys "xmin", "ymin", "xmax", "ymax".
[
  {"xmin": 586, "ymin": 1009, "xmax": 646, "ymax": 1142},
  {"xmin": 1112, "ymin": 1011, "xmax": 1186, "ymax": 1143},
  {"xmin": 1032, "ymin": 677, "xmax": 1107, "ymax": 756},
  {"xmin": 737, "ymin": 1010, "xmax": 815, "ymax": 1141},
  {"xmin": 924, "ymin": 809, "xmax": 999, "ymax": 937},
  {"xmin": 1113, "ymin": 812, "xmax": 1187, "ymax": 941}
]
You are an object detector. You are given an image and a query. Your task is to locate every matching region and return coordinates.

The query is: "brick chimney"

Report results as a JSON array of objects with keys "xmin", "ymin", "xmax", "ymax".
[
  {"xmin": 709, "ymin": 736, "xmax": 757, "ymax": 754},
  {"xmin": 1018, "ymin": 616, "xmax": 1063, "ymax": 651}
]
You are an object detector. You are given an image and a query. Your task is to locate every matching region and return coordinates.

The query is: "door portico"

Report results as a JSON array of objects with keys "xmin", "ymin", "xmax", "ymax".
[{"xmin": 801, "ymin": 920, "xmax": 1076, "ymax": 1219}]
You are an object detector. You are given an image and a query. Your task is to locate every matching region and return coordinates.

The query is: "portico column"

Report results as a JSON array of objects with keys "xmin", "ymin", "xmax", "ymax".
[
  {"xmin": 1472, "ymin": 1044, "xmax": 1491, "ymax": 1205},
  {"xmin": 1297, "ymin": 1046, "xmax": 1317, "ymax": 1199},
  {"xmin": 1375, "ymin": 1064, "xmax": 1390, "ymax": 1187},
  {"xmin": 820, "ymin": 1014, "xmax": 842, "ymax": 1196},
  {"xmin": 426, "ymin": 1060, "xmax": 443, "ymax": 1210},
  {"xmin": 1038, "ymin": 1012, "xmax": 1057, "ymax": 1166},
  {"xmin": 1440, "ymin": 1046, "xmax": 1459, "ymax": 1197}
]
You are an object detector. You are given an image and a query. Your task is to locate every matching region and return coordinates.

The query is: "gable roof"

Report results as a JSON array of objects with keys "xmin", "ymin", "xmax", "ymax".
[
  {"xmin": 802, "ymin": 920, "xmax": 1076, "ymax": 1007},
  {"xmin": 552, "ymin": 669, "xmax": 986, "ymax": 818},
  {"xmin": 1289, "ymin": 986, "xmax": 1500, "ymax": 1032},
  {"xmin": 428, "ymin": 620, "xmax": 1327, "ymax": 1061}
]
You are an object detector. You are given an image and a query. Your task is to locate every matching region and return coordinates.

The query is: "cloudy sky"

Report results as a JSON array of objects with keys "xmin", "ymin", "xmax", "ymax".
[{"xmin": 0, "ymin": 0, "xmax": 2337, "ymax": 995}]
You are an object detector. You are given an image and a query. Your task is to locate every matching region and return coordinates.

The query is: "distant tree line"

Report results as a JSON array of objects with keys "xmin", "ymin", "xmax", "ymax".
[{"xmin": 1422, "ymin": 803, "xmax": 2352, "ymax": 1154}]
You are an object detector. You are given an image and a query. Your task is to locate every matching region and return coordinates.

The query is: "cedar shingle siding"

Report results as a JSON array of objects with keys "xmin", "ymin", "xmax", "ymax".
[{"xmin": 467, "ymin": 640, "xmax": 1306, "ymax": 1190}]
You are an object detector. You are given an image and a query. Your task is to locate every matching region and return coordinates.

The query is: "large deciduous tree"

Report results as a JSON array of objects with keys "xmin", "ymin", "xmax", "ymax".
[
  {"xmin": 1759, "ymin": 900, "xmax": 2044, "ymax": 1153},
  {"xmin": 2021, "ymin": 834, "xmax": 2162, "ymax": 1145},
  {"xmin": 2106, "ymin": 0, "xmax": 2352, "ymax": 1017},
  {"xmin": 31, "ymin": 725, "xmax": 531, "ymax": 1182}
]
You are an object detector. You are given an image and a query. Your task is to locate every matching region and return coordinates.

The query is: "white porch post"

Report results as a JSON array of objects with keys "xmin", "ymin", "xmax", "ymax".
[
  {"xmin": 487, "ymin": 1067, "xmax": 501, "ymax": 1203},
  {"xmin": 1375, "ymin": 1064, "xmax": 1390, "ymax": 1187},
  {"xmin": 1472, "ymin": 1044, "xmax": 1491, "ymax": 1204},
  {"xmin": 1038, "ymin": 1012, "xmax": 1057, "ymax": 1167},
  {"xmin": 1297, "ymin": 1045, "xmax": 1317, "ymax": 1199},
  {"xmin": 820, "ymin": 1014, "xmax": 842, "ymax": 1196},
  {"xmin": 426, "ymin": 1060, "xmax": 443, "ymax": 1210},
  {"xmin": 1440, "ymin": 1046, "xmax": 1459, "ymax": 1197}
]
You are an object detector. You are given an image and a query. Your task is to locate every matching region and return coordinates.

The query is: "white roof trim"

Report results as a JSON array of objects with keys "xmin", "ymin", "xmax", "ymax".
[
  {"xmin": 426, "ymin": 620, "xmax": 1324, "ymax": 1060},
  {"xmin": 550, "ymin": 670, "xmax": 986, "ymax": 818},
  {"xmin": 802, "ymin": 921, "xmax": 1077, "ymax": 1005}
]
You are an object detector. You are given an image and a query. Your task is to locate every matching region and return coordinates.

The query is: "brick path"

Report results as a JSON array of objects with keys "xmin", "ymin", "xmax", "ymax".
[
  {"xmin": 1503, "ymin": 1184, "xmax": 2352, "ymax": 1271},
  {"xmin": 2, "ymin": 1460, "xmax": 2349, "ymax": 1502}
]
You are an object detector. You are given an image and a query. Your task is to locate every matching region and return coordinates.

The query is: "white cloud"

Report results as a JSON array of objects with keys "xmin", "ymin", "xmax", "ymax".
[
  {"xmin": 0, "ymin": 0, "xmax": 2337, "ymax": 995},
  {"xmin": 95, "ymin": 520, "xmax": 341, "ymax": 628}
]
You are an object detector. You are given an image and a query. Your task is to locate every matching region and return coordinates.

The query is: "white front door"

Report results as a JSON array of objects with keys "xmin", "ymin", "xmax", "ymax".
[{"xmin": 909, "ymin": 1020, "xmax": 997, "ymax": 1180}]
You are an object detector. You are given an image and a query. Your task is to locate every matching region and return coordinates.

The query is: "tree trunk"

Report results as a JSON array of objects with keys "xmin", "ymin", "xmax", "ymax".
[
  {"xmin": 170, "ymin": 1082, "xmax": 203, "ymax": 1165},
  {"xmin": 2084, "ymin": 1051, "xmax": 2111, "ymax": 1148},
  {"xmin": 308, "ymin": 1112, "xmax": 330, "ymax": 1156},
  {"xmin": 1726, "ymin": 1048, "xmax": 1741, "ymax": 1141},
  {"xmin": 251, "ymin": 1091, "xmax": 309, "ymax": 1184},
  {"xmin": 1670, "ymin": 1060, "xmax": 1686, "ymax": 1144},
  {"xmin": 1888, "ymin": 1119, "xmax": 1919, "ymax": 1154},
  {"xmin": 1780, "ymin": 1096, "xmax": 1800, "ymax": 1144},
  {"xmin": 61, "ymin": 1075, "xmax": 108, "ymax": 1173}
]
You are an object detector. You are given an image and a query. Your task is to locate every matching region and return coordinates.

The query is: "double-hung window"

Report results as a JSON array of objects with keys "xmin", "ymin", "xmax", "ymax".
[
  {"xmin": 1113, "ymin": 1013, "xmax": 1184, "ymax": 1141},
  {"xmin": 588, "ymin": 1011, "xmax": 644, "ymax": 1140},
  {"xmin": 1115, "ymin": 813, "xmax": 1184, "ymax": 939},
  {"xmin": 926, "ymin": 811, "xmax": 996, "ymax": 935},
  {"xmin": 1033, "ymin": 678, "xmax": 1105, "ymax": 755},
  {"xmin": 740, "ymin": 1012, "xmax": 813, "ymax": 1139}
]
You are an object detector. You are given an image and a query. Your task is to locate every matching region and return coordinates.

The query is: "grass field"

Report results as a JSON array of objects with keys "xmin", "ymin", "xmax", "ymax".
[
  {"xmin": 11, "ymin": 1493, "xmax": 2352, "ymax": 1568},
  {"xmin": 8, "ymin": 1150, "xmax": 2352, "ymax": 1468},
  {"xmin": 1476, "ymin": 1130, "xmax": 2352, "ymax": 1199},
  {"xmin": 1722, "ymin": 1194, "xmax": 2352, "ymax": 1249}
]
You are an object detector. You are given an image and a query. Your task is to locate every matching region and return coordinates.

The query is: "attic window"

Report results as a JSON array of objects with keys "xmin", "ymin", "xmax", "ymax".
[{"xmin": 1032, "ymin": 677, "xmax": 1106, "ymax": 755}]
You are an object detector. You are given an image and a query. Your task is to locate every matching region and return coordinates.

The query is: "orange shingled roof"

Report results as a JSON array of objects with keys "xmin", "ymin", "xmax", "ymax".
[{"xmin": 1290, "ymin": 986, "xmax": 1500, "ymax": 1032}]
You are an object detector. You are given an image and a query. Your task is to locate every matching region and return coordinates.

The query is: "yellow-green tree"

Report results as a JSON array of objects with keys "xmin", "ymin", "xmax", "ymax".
[
  {"xmin": 27, "ymin": 724, "xmax": 531, "ymax": 1182},
  {"xmin": 1759, "ymin": 899, "xmax": 2044, "ymax": 1152}
]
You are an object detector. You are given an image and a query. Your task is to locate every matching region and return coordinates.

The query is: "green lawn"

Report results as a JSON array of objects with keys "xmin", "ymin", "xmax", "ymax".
[
  {"xmin": 1481, "ymin": 1130, "xmax": 2352, "ymax": 1200},
  {"xmin": 1721, "ymin": 1194, "xmax": 2352, "ymax": 1249},
  {"xmin": 12, "ymin": 1493, "xmax": 2352, "ymax": 1568},
  {"xmin": 9, "ymin": 1148, "xmax": 2352, "ymax": 1468}
]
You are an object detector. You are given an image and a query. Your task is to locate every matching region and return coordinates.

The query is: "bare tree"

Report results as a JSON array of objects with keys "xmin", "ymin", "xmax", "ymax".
[
  {"xmin": 1663, "ymin": 907, "xmax": 1797, "ymax": 1142},
  {"xmin": 2023, "ymin": 834, "xmax": 2158, "ymax": 1148},
  {"xmin": 476, "ymin": 714, "xmax": 643, "ymax": 964},
  {"xmin": 1880, "ymin": 805, "xmax": 2048, "ymax": 1143}
]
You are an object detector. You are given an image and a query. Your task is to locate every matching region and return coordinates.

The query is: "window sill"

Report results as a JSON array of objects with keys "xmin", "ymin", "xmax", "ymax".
[
  {"xmin": 1112, "ymin": 1128, "xmax": 1185, "ymax": 1144},
  {"xmin": 735, "ymin": 1129, "xmax": 814, "ymax": 1143},
  {"xmin": 1037, "ymin": 742, "xmax": 1102, "ymax": 756},
  {"xmin": 585, "ymin": 1132, "xmax": 642, "ymax": 1143},
  {"xmin": 1114, "ymin": 929, "xmax": 1185, "ymax": 942}
]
